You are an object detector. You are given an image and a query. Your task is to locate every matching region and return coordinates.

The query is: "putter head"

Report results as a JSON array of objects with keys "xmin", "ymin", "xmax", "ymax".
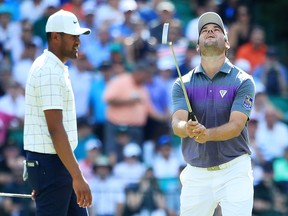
[{"xmin": 162, "ymin": 23, "xmax": 169, "ymax": 45}]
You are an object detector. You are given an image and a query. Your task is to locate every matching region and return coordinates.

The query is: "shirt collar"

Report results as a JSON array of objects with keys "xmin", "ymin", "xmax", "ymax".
[
  {"xmin": 194, "ymin": 58, "xmax": 233, "ymax": 75},
  {"xmin": 44, "ymin": 49, "xmax": 68, "ymax": 70}
]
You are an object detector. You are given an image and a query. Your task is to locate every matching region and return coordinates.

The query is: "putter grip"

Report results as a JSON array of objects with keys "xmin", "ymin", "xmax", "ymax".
[{"xmin": 188, "ymin": 112, "xmax": 196, "ymax": 121}]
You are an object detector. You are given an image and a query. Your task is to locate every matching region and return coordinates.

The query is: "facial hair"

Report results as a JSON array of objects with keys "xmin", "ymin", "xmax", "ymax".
[{"xmin": 200, "ymin": 39, "xmax": 226, "ymax": 57}]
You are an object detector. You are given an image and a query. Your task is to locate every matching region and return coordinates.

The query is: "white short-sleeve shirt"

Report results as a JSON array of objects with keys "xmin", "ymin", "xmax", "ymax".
[{"xmin": 24, "ymin": 49, "xmax": 78, "ymax": 154}]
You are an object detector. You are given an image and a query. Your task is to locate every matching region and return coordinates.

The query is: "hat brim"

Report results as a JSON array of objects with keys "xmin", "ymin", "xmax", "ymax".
[
  {"xmin": 68, "ymin": 27, "xmax": 91, "ymax": 35},
  {"xmin": 198, "ymin": 12, "xmax": 225, "ymax": 35},
  {"xmin": 46, "ymin": 28, "xmax": 91, "ymax": 35}
]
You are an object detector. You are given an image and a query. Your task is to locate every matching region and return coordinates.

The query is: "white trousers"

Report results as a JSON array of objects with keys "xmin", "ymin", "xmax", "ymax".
[{"xmin": 180, "ymin": 154, "xmax": 254, "ymax": 216}]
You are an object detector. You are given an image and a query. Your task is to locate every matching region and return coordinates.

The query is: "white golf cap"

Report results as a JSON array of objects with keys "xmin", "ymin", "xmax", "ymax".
[
  {"xmin": 198, "ymin": 12, "xmax": 226, "ymax": 35},
  {"xmin": 46, "ymin": 9, "xmax": 91, "ymax": 35},
  {"xmin": 156, "ymin": 1, "xmax": 175, "ymax": 13},
  {"xmin": 119, "ymin": 0, "xmax": 137, "ymax": 13},
  {"xmin": 123, "ymin": 143, "xmax": 141, "ymax": 157}
]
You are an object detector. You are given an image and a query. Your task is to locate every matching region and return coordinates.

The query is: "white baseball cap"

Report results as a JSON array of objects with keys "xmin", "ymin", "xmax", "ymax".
[
  {"xmin": 119, "ymin": 0, "xmax": 137, "ymax": 13},
  {"xmin": 46, "ymin": 9, "xmax": 91, "ymax": 35},
  {"xmin": 156, "ymin": 1, "xmax": 175, "ymax": 13},
  {"xmin": 198, "ymin": 12, "xmax": 226, "ymax": 36},
  {"xmin": 85, "ymin": 139, "xmax": 102, "ymax": 151},
  {"xmin": 123, "ymin": 143, "xmax": 141, "ymax": 157}
]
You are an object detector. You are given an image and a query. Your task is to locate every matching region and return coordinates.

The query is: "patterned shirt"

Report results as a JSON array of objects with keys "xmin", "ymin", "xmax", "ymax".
[
  {"xmin": 172, "ymin": 58, "xmax": 256, "ymax": 167},
  {"xmin": 24, "ymin": 49, "xmax": 78, "ymax": 154}
]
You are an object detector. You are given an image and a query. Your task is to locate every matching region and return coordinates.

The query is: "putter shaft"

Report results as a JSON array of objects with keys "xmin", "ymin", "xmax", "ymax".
[{"xmin": 0, "ymin": 192, "xmax": 32, "ymax": 199}]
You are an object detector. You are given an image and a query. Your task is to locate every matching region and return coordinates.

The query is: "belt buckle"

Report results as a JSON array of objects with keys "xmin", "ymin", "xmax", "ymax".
[{"xmin": 207, "ymin": 165, "xmax": 221, "ymax": 171}]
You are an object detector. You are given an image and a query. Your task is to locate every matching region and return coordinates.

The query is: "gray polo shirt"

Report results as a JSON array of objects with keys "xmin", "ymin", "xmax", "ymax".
[{"xmin": 172, "ymin": 58, "xmax": 256, "ymax": 167}]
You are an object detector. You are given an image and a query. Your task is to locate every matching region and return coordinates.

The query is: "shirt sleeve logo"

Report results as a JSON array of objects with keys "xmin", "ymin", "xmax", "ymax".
[{"xmin": 243, "ymin": 95, "xmax": 253, "ymax": 110}]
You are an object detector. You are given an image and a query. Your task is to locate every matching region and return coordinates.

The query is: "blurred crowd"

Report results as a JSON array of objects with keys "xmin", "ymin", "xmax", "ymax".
[{"xmin": 0, "ymin": 0, "xmax": 287, "ymax": 216}]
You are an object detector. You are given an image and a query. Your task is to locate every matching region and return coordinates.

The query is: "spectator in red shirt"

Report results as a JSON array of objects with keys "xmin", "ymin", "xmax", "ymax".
[{"xmin": 234, "ymin": 26, "xmax": 267, "ymax": 72}]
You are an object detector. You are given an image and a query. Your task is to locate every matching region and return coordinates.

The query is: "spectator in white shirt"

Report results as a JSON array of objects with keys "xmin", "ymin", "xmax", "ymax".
[
  {"xmin": 113, "ymin": 142, "xmax": 146, "ymax": 189},
  {"xmin": 255, "ymin": 106, "xmax": 288, "ymax": 163},
  {"xmin": 89, "ymin": 155, "xmax": 125, "ymax": 216}
]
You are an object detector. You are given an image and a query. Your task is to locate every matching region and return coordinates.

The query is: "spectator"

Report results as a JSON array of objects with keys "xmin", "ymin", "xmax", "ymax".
[
  {"xmin": 247, "ymin": 118, "xmax": 265, "ymax": 186},
  {"xmin": 144, "ymin": 59, "xmax": 170, "ymax": 142},
  {"xmin": 0, "ymin": 152, "xmax": 34, "ymax": 216},
  {"xmin": 12, "ymin": 42, "xmax": 37, "ymax": 89},
  {"xmin": 149, "ymin": 1, "xmax": 177, "ymax": 44},
  {"xmin": 157, "ymin": 19, "xmax": 187, "ymax": 79},
  {"xmin": 108, "ymin": 125, "xmax": 132, "ymax": 165},
  {"xmin": 0, "ymin": 111, "xmax": 14, "ymax": 147},
  {"xmin": 61, "ymin": 0, "xmax": 85, "ymax": 22},
  {"xmin": 19, "ymin": 0, "xmax": 48, "ymax": 24},
  {"xmin": 74, "ymin": 117, "xmax": 99, "ymax": 161},
  {"xmin": 33, "ymin": 2, "xmax": 60, "ymax": 45},
  {"xmin": 122, "ymin": 167, "xmax": 168, "ymax": 216},
  {"xmin": 109, "ymin": 42, "xmax": 134, "ymax": 73},
  {"xmin": 152, "ymin": 135, "xmax": 183, "ymax": 215},
  {"xmin": 95, "ymin": 0, "xmax": 123, "ymax": 28},
  {"xmin": 79, "ymin": 1, "xmax": 98, "ymax": 50},
  {"xmin": 234, "ymin": 58, "xmax": 267, "ymax": 94},
  {"xmin": 82, "ymin": 24, "xmax": 114, "ymax": 69},
  {"xmin": 123, "ymin": 19, "xmax": 152, "ymax": 64},
  {"xmin": 110, "ymin": 0, "xmax": 139, "ymax": 43},
  {"xmin": 89, "ymin": 60, "xmax": 114, "ymax": 143},
  {"xmin": 136, "ymin": 0, "xmax": 159, "ymax": 25},
  {"xmin": 78, "ymin": 138, "xmax": 103, "ymax": 183},
  {"xmin": 0, "ymin": 79, "xmax": 25, "ymax": 146},
  {"xmin": 273, "ymin": 146, "xmax": 288, "ymax": 194},
  {"xmin": 89, "ymin": 155, "xmax": 125, "ymax": 216},
  {"xmin": 177, "ymin": 41, "xmax": 200, "ymax": 78},
  {"xmin": 153, "ymin": 135, "xmax": 182, "ymax": 179},
  {"xmin": 0, "ymin": 5, "xmax": 21, "ymax": 56},
  {"xmin": 0, "ymin": 1, "xmax": 19, "ymax": 22},
  {"xmin": 156, "ymin": 58, "xmax": 176, "ymax": 114},
  {"xmin": 113, "ymin": 142, "xmax": 146, "ymax": 189},
  {"xmin": 234, "ymin": 26, "xmax": 267, "ymax": 72},
  {"xmin": 253, "ymin": 46, "xmax": 288, "ymax": 97},
  {"xmin": 227, "ymin": 4, "xmax": 253, "ymax": 55},
  {"xmin": 103, "ymin": 61, "xmax": 167, "ymax": 152},
  {"xmin": 69, "ymin": 53, "xmax": 93, "ymax": 119},
  {"xmin": 248, "ymin": 118, "xmax": 264, "ymax": 166},
  {"xmin": 122, "ymin": 183, "xmax": 143, "ymax": 216},
  {"xmin": 185, "ymin": 4, "xmax": 209, "ymax": 43},
  {"xmin": 0, "ymin": 59, "xmax": 12, "ymax": 96},
  {"xmin": 253, "ymin": 162, "xmax": 288, "ymax": 215},
  {"xmin": 250, "ymin": 91, "xmax": 270, "ymax": 123},
  {"xmin": 0, "ymin": 144, "xmax": 21, "ymax": 191},
  {"xmin": 218, "ymin": 0, "xmax": 239, "ymax": 25},
  {"xmin": 10, "ymin": 20, "xmax": 42, "ymax": 64},
  {"xmin": 255, "ymin": 106, "xmax": 288, "ymax": 163}
]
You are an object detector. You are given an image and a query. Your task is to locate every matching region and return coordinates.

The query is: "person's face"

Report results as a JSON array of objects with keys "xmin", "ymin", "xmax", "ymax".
[
  {"xmin": 95, "ymin": 166, "xmax": 110, "ymax": 178},
  {"xmin": 160, "ymin": 145, "xmax": 171, "ymax": 158},
  {"xmin": 133, "ymin": 70, "xmax": 148, "ymax": 85},
  {"xmin": 59, "ymin": 33, "xmax": 81, "ymax": 60},
  {"xmin": 250, "ymin": 29, "xmax": 264, "ymax": 47},
  {"xmin": 198, "ymin": 24, "xmax": 229, "ymax": 56}
]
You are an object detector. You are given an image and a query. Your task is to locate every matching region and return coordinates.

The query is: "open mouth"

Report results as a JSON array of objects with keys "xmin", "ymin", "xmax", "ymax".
[
  {"xmin": 206, "ymin": 35, "xmax": 215, "ymax": 39},
  {"xmin": 73, "ymin": 47, "xmax": 78, "ymax": 52}
]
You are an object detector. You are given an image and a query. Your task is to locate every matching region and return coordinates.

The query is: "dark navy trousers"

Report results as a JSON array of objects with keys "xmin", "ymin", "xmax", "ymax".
[{"xmin": 26, "ymin": 151, "xmax": 88, "ymax": 216}]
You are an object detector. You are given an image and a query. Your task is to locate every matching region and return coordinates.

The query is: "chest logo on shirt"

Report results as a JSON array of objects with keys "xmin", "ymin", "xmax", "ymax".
[{"xmin": 219, "ymin": 90, "xmax": 227, "ymax": 98}]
